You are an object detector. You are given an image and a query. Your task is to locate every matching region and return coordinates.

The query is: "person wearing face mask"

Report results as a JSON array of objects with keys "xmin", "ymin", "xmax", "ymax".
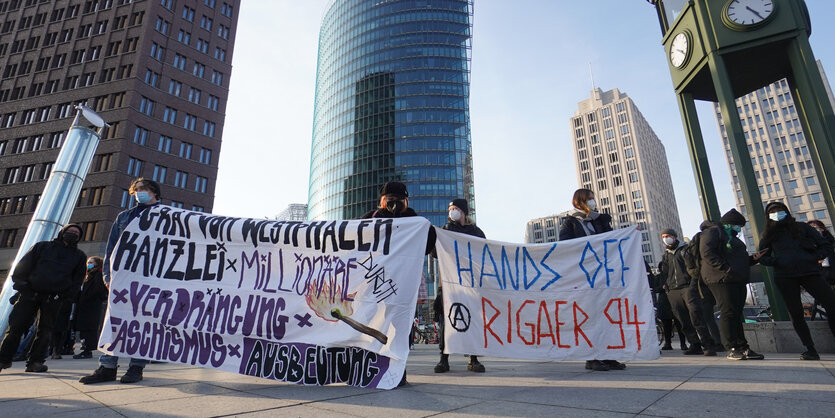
[
  {"xmin": 757, "ymin": 202, "xmax": 835, "ymax": 361},
  {"xmin": 0, "ymin": 224, "xmax": 87, "ymax": 374},
  {"xmin": 659, "ymin": 229, "xmax": 716, "ymax": 356},
  {"xmin": 72, "ymin": 257, "xmax": 109, "ymax": 359},
  {"xmin": 361, "ymin": 181, "xmax": 436, "ymax": 387},
  {"xmin": 80, "ymin": 177, "xmax": 162, "ymax": 384},
  {"xmin": 433, "ymin": 198, "xmax": 486, "ymax": 373},
  {"xmin": 699, "ymin": 209, "xmax": 764, "ymax": 360},
  {"xmin": 558, "ymin": 189, "xmax": 625, "ymax": 372}
]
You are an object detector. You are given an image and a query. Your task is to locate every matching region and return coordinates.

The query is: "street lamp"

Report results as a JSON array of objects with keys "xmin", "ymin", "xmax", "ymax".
[{"xmin": 0, "ymin": 105, "xmax": 108, "ymax": 333}]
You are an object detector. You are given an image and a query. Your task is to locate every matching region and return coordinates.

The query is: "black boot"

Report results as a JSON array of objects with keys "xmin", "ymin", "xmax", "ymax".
[
  {"xmin": 79, "ymin": 366, "xmax": 117, "ymax": 384},
  {"xmin": 25, "ymin": 362, "xmax": 48, "ymax": 372},
  {"xmin": 120, "ymin": 365, "xmax": 144, "ymax": 383},
  {"xmin": 434, "ymin": 354, "xmax": 450, "ymax": 373},
  {"xmin": 467, "ymin": 356, "xmax": 485, "ymax": 373},
  {"xmin": 684, "ymin": 343, "xmax": 704, "ymax": 355}
]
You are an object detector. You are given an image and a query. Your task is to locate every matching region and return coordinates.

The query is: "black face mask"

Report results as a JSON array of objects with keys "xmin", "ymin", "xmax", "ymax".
[
  {"xmin": 386, "ymin": 200, "xmax": 404, "ymax": 214},
  {"xmin": 63, "ymin": 232, "xmax": 80, "ymax": 244}
]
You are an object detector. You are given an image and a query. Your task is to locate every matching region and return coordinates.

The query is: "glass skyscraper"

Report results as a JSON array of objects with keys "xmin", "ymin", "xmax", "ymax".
[{"xmin": 307, "ymin": 0, "xmax": 475, "ymax": 226}]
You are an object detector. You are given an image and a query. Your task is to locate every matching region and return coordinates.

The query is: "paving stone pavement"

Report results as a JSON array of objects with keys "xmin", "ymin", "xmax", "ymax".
[{"xmin": 1, "ymin": 345, "xmax": 833, "ymax": 417}]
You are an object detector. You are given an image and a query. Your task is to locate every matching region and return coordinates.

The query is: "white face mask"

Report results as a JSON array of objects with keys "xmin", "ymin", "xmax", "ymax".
[
  {"xmin": 449, "ymin": 209, "xmax": 462, "ymax": 222},
  {"xmin": 586, "ymin": 199, "xmax": 597, "ymax": 211},
  {"xmin": 662, "ymin": 237, "xmax": 676, "ymax": 246}
]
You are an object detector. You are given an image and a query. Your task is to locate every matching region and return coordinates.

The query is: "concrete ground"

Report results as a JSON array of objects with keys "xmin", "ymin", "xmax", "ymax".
[{"xmin": 0, "ymin": 345, "xmax": 833, "ymax": 417}]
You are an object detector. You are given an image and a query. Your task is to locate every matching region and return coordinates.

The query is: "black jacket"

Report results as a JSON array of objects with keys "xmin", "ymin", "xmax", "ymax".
[
  {"xmin": 699, "ymin": 221, "xmax": 750, "ymax": 284},
  {"xmin": 360, "ymin": 207, "xmax": 436, "ymax": 255},
  {"xmin": 433, "ymin": 287, "xmax": 444, "ymax": 323},
  {"xmin": 432, "ymin": 220, "xmax": 486, "ymax": 323},
  {"xmin": 758, "ymin": 221, "xmax": 833, "ymax": 279},
  {"xmin": 11, "ymin": 224, "xmax": 87, "ymax": 299},
  {"xmin": 74, "ymin": 268, "xmax": 109, "ymax": 331},
  {"xmin": 558, "ymin": 211, "xmax": 613, "ymax": 240},
  {"xmin": 661, "ymin": 242, "xmax": 694, "ymax": 290}
]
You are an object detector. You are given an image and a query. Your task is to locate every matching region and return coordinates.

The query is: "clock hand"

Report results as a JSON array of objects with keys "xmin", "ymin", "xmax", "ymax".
[
  {"xmin": 676, "ymin": 49, "xmax": 686, "ymax": 54},
  {"xmin": 745, "ymin": 6, "xmax": 764, "ymax": 19}
]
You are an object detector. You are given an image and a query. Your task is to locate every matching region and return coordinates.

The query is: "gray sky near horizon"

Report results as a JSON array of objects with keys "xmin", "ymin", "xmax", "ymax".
[{"xmin": 214, "ymin": 0, "xmax": 835, "ymax": 242}]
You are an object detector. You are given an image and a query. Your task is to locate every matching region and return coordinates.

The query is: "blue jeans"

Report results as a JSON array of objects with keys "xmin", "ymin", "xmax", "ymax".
[{"xmin": 99, "ymin": 353, "xmax": 149, "ymax": 369}]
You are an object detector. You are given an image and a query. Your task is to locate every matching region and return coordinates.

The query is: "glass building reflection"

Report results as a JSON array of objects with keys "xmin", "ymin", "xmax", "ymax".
[{"xmin": 308, "ymin": 0, "xmax": 475, "ymax": 227}]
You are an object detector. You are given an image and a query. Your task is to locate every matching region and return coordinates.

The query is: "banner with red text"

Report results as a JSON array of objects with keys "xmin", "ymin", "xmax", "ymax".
[
  {"xmin": 435, "ymin": 227, "xmax": 658, "ymax": 361},
  {"xmin": 99, "ymin": 206, "xmax": 430, "ymax": 389}
]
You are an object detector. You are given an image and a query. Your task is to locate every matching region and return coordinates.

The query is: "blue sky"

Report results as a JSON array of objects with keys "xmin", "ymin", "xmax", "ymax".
[{"xmin": 214, "ymin": 0, "xmax": 835, "ymax": 242}]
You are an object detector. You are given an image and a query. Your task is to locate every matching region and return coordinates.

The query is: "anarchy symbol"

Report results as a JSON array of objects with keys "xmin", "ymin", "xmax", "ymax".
[{"xmin": 448, "ymin": 303, "xmax": 471, "ymax": 332}]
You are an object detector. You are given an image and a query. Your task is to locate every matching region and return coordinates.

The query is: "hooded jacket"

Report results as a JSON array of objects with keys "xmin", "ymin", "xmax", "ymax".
[
  {"xmin": 758, "ymin": 221, "xmax": 833, "ymax": 279},
  {"xmin": 11, "ymin": 224, "xmax": 87, "ymax": 298},
  {"xmin": 698, "ymin": 220, "xmax": 750, "ymax": 284},
  {"xmin": 660, "ymin": 241, "xmax": 693, "ymax": 290},
  {"xmin": 74, "ymin": 266, "xmax": 109, "ymax": 331},
  {"xmin": 558, "ymin": 211, "xmax": 613, "ymax": 241}
]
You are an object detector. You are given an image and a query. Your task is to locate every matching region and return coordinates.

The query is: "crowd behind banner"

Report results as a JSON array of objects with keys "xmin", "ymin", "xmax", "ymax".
[{"xmin": 0, "ymin": 180, "xmax": 833, "ymax": 390}]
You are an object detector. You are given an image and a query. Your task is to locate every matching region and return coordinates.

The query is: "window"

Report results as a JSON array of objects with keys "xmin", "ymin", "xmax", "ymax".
[
  {"xmin": 161, "ymin": 0, "xmax": 173, "ymax": 10},
  {"xmin": 81, "ymin": 222, "xmax": 98, "ymax": 241},
  {"xmin": 0, "ymin": 229, "xmax": 17, "ymax": 248},
  {"xmin": 221, "ymin": 2, "xmax": 233, "ymax": 17},
  {"xmin": 139, "ymin": 97, "xmax": 154, "ymax": 116},
  {"xmin": 179, "ymin": 142, "xmax": 193, "ymax": 159},
  {"xmin": 217, "ymin": 24, "xmax": 229, "ymax": 40},
  {"xmin": 196, "ymin": 38, "xmax": 208, "ymax": 54},
  {"xmin": 192, "ymin": 205, "xmax": 205, "ymax": 212},
  {"xmin": 121, "ymin": 190, "xmax": 132, "ymax": 208},
  {"xmin": 198, "ymin": 147, "xmax": 212, "ymax": 165},
  {"xmin": 805, "ymin": 177, "xmax": 816, "ymax": 186},
  {"xmin": 133, "ymin": 127, "xmax": 149, "ymax": 145},
  {"xmin": 203, "ymin": 121, "xmax": 215, "ymax": 137},
  {"xmin": 163, "ymin": 107, "xmax": 177, "ymax": 124},
  {"xmin": 152, "ymin": 165, "xmax": 167, "ymax": 183},
  {"xmin": 195, "ymin": 176, "xmax": 207, "ymax": 193},
  {"xmin": 200, "ymin": 15, "xmax": 213, "ymax": 31},
  {"xmin": 127, "ymin": 158, "xmax": 142, "ymax": 176},
  {"xmin": 192, "ymin": 62, "xmax": 205, "ymax": 77},
  {"xmin": 182, "ymin": 6, "xmax": 195, "ymax": 21},
  {"xmin": 810, "ymin": 193, "xmax": 822, "ymax": 203},
  {"xmin": 144, "ymin": 70, "xmax": 160, "ymax": 87},
  {"xmin": 150, "ymin": 42, "xmax": 164, "ymax": 60},
  {"xmin": 787, "ymin": 180, "xmax": 798, "ymax": 189},
  {"xmin": 177, "ymin": 30, "xmax": 191, "ymax": 45},
  {"xmin": 174, "ymin": 171, "xmax": 188, "ymax": 188},
  {"xmin": 205, "ymin": 0, "xmax": 216, "ymax": 8},
  {"xmin": 173, "ymin": 54, "xmax": 186, "ymax": 70},
  {"xmin": 183, "ymin": 114, "xmax": 197, "ymax": 131},
  {"xmin": 158, "ymin": 136, "xmax": 172, "ymax": 153},
  {"xmin": 168, "ymin": 80, "xmax": 182, "ymax": 96},
  {"xmin": 170, "ymin": 201, "xmax": 184, "ymax": 209},
  {"xmin": 91, "ymin": 153, "xmax": 113, "ymax": 172},
  {"xmin": 188, "ymin": 88, "xmax": 200, "ymax": 104},
  {"xmin": 210, "ymin": 70, "xmax": 222, "ymax": 85},
  {"xmin": 214, "ymin": 47, "xmax": 226, "ymax": 62}
]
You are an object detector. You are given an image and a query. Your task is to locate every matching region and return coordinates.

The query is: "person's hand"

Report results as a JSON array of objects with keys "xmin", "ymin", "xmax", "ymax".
[{"xmin": 752, "ymin": 248, "xmax": 768, "ymax": 261}]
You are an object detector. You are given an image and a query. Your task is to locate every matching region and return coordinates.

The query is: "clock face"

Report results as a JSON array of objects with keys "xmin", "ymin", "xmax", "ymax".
[
  {"xmin": 726, "ymin": 0, "xmax": 775, "ymax": 26},
  {"xmin": 670, "ymin": 33, "xmax": 689, "ymax": 68}
]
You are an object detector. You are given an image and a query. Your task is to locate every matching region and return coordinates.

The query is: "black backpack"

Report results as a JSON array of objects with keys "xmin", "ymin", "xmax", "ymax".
[{"xmin": 683, "ymin": 231, "xmax": 702, "ymax": 281}]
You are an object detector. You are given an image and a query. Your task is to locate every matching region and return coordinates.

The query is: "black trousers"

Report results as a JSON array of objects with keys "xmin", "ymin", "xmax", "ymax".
[
  {"xmin": 669, "ymin": 287, "xmax": 715, "ymax": 347},
  {"xmin": 0, "ymin": 293, "xmax": 61, "ymax": 364},
  {"xmin": 666, "ymin": 288, "xmax": 701, "ymax": 346},
  {"xmin": 775, "ymin": 274, "xmax": 835, "ymax": 350},
  {"xmin": 707, "ymin": 282, "xmax": 748, "ymax": 351}
]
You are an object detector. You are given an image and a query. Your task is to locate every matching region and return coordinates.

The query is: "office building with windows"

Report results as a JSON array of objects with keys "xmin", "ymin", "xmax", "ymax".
[
  {"xmin": 275, "ymin": 203, "xmax": 307, "ymax": 222},
  {"xmin": 712, "ymin": 61, "xmax": 834, "ymax": 247},
  {"xmin": 307, "ymin": 0, "xmax": 475, "ymax": 227},
  {"xmin": 570, "ymin": 88, "xmax": 682, "ymax": 267},
  {"xmin": 524, "ymin": 210, "xmax": 572, "ymax": 244},
  {"xmin": 0, "ymin": 0, "xmax": 239, "ymax": 274}
]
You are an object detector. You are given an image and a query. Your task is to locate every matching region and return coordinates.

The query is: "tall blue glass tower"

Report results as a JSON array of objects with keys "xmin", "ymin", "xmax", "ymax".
[{"xmin": 308, "ymin": 0, "xmax": 475, "ymax": 227}]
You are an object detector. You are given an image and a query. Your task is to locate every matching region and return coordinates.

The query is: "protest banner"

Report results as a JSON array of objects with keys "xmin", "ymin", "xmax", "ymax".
[
  {"xmin": 435, "ymin": 227, "xmax": 659, "ymax": 361},
  {"xmin": 99, "ymin": 206, "xmax": 430, "ymax": 389}
]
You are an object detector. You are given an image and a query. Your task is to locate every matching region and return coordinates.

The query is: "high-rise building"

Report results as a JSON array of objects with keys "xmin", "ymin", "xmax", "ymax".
[
  {"xmin": 275, "ymin": 203, "xmax": 307, "ymax": 222},
  {"xmin": 712, "ymin": 61, "xmax": 834, "ymax": 247},
  {"xmin": 571, "ymin": 88, "xmax": 682, "ymax": 267},
  {"xmin": 0, "ymin": 0, "xmax": 239, "ymax": 274},
  {"xmin": 524, "ymin": 210, "xmax": 572, "ymax": 244},
  {"xmin": 307, "ymin": 0, "xmax": 475, "ymax": 227}
]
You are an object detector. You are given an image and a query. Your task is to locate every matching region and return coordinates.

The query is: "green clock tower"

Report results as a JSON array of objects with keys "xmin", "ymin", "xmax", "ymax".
[{"xmin": 648, "ymin": 0, "xmax": 835, "ymax": 320}]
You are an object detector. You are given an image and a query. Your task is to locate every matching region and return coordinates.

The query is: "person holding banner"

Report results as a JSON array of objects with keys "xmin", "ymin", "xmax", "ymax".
[
  {"xmin": 659, "ymin": 229, "xmax": 716, "ymax": 356},
  {"xmin": 433, "ymin": 198, "xmax": 487, "ymax": 374},
  {"xmin": 80, "ymin": 178, "xmax": 162, "ymax": 384},
  {"xmin": 757, "ymin": 202, "xmax": 835, "ymax": 361},
  {"xmin": 699, "ymin": 209, "xmax": 765, "ymax": 361},
  {"xmin": 558, "ymin": 188, "xmax": 625, "ymax": 372},
  {"xmin": 361, "ymin": 181, "xmax": 436, "ymax": 387}
]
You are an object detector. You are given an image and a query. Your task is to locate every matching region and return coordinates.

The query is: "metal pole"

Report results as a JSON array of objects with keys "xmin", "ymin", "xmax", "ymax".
[
  {"xmin": 676, "ymin": 92, "xmax": 722, "ymax": 222},
  {"xmin": 0, "ymin": 107, "xmax": 105, "ymax": 333},
  {"xmin": 708, "ymin": 54, "xmax": 789, "ymax": 321}
]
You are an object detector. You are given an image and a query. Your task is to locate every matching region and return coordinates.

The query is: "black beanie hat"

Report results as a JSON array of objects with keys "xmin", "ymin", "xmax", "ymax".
[
  {"xmin": 450, "ymin": 198, "xmax": 469, "ymax": 215},
  {"xmin": 379, "ymin": 181, "xmax": 408, "ymax": 198},
  {"xmin": 660, "ymin": 228, "xmax": 677, "ymax": 237},
  {"xmin": 720, "ymin": 208, "xmax": 746, "ymax": 226},
  {"xmin": 764, "ymin": 201, "xmax": 790, "ymax": 214}
]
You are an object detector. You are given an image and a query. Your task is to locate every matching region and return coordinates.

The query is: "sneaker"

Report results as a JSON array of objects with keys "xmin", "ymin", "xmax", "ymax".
[
  {"xmin": 73, "ymin": 351, "xmax": 93, "ymax": 359},
  {"xmin": 585, "ymin": 360, "xmax": 610, "ymax": 371},
  {"xmin": 603, "ymin": 360, "xmax": 626, "ymax": 370},
  {"xmin": 79, "ymin": 366, "xmax": 117, "ymax": 384},
  {"xmin": 684, "ymin": 345, "xmax": 704, "ymax": 355},
  {"xmin": 800, "ymin": 350, "xmax": 820, "ymax": 361},
  {"xmin": 660, "ymin": 344, "xmax": 674, "ymax": 350},
  {"xmin": 434, "ymin": 360, "xmax": 450, "ymax": 373},
  {"xmin": 742, "ymin": 349, "xmax": 764, "ymax": 360},
  {"xmin": 467, "ymin": 359, "xmax": 485, "ymax": 373},
  {"xmin": 0, "ymin": 361, "xmax": 12, "ymax": 372},
  {"xmin": 726, "ymin": 348, "xmax": 746, "ymax": 360},
  {"xmin": 120, "ymin": 365, "xmax": 144, "ymax": 383},
  {"xmin": 25, "ymin": 362, "xmax": 48, "ymax": 372}
]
